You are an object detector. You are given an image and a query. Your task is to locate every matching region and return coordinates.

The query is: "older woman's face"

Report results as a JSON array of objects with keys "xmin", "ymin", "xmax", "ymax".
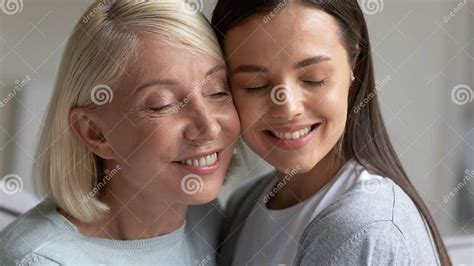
[{"xmin": 96, "ymin": 40, "xmax": 240, "ymax": 204}]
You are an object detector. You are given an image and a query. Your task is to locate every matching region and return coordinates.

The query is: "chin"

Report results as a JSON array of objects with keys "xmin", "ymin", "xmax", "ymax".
[
  {"xmin": 182, "ymin": 180, "xmax": 222, "ymax": 205},
  {"xmin": 259, "ymin": 149, "xmax": 313, "ymax": 171},
  {"xmin": 269, "ymin": 158, "xmax": 313, "ymax": 174},
  {"xmin": 185, "ymin": 191, "xmax": 219, "ymax": 205}
]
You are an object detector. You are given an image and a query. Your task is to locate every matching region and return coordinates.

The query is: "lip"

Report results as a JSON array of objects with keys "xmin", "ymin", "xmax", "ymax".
[
  {"xmin": 270, "ymin": 123, "xmax": 319, "ymax": 132},
  {"xmin": 178, "ymin": 148, "xmax": 222, "ymax": 161},
  {"xmin": 175, "ymin": 159, "xmax": 221, "ymax": 175},
  {"xmin": 263, "ymin": 123, "xmax": 321, "ymax": 150},
  {"xmin": 174, "ymin": 148, "xmax": 222, "ymax": 175}
]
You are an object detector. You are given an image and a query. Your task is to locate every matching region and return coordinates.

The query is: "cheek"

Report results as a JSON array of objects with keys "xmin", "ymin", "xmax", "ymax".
[
  {"xmin": 233, "ymin": 93, "xmax": 263, "ymax": 129},
  {"xmin": 135, "ymin": 119, "xmax": 180, "ymax": 156},
  {"xmin": 217, "ymin": 102, "xmax": 242, "ymax": 139},
  {"xmin": 312, "ymin": 84, "xmax": 349, "ymax": 123},
  {"xmin": 102, "ymin": 117, "xmax": 139, "ymax": 159},
  {"xmin": 111, "ymin": 117, "xmax": 177, "ymax": 164},
  {"xmin": 234, "ymin": 101, "xmax": 266, "ymax": 149},
  {"xmin": 308, "ymin": 85, "xmax": 349, "ymax": 145}
]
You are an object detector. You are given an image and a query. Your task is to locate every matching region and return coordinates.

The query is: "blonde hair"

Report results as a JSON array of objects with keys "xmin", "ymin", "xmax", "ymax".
[{"xmin": 35, "ymin": 0, "xmax": 223, "ymax": 223}]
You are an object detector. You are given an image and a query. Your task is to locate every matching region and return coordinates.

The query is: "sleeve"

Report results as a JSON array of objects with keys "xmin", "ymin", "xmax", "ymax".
[{"xmin": 298, "ymin": 221, "xmax": 412, "ymax": 266}]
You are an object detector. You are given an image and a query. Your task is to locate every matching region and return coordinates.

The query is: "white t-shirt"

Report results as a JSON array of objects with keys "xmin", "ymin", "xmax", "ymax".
[{"xmin": 233, "ymin": 159, "xmax": 384, "ymax": 266}]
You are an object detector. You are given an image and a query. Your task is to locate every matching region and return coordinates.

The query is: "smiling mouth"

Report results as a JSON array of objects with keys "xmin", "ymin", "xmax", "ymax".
[
  {"xmin": 264, "ymin": 123, "xmax": 321, "ymax": 140},
  {"xmin": 176, "ymin": 152, "xmax": 219, "ymax": 167}
]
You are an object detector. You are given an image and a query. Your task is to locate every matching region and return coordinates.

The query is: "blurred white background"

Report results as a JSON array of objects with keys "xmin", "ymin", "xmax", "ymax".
[{"xmin": 0, "ymin": 0, "xmax": 473, "ymax": 262}]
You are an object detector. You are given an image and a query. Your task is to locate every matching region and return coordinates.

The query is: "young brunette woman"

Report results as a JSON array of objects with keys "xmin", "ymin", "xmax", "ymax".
[{"xmin": 212, "ymin": 0, "xmax": 450, "ymax": 265}]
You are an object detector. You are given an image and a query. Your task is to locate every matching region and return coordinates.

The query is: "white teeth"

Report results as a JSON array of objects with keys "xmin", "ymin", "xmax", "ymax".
[
  {"xmin": 205, "ymin": 155, "xmax": 213, "ymax": 165},
  {"xmin": 272, "ymin": 126, "xmax": 313, "ymax": 140},
  {"xmin": 292, "ymin": 131, "xmax": 299, "ymax": 139},
  {"xmin": 180, "ymin": 152, "xmax": 218, "ymax": 167},
  {"xmin": 199, "ymin": 157, "xmax": 206, "ymax": 166}
]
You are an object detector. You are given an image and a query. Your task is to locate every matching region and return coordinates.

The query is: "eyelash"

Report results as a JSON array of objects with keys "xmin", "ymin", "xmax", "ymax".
[
  {"xmin": 245, "ymin": 85, "xmax": 269, "ymax": 93},
  {"xmin": 149, "ymin": 90, "xmax": 230, "ymax": 113},
  {"xmin": 150, "ymin": 104, "xmax": 173, "ymax": 112},
  {"xmin": 244, "ymin": 79, "xmax": 327, "ymax": 93},
  {"xmin": 301, "ymin": 79, "xmax": 327, "ymax": 87},
  {"xmin": 209, "ymin": 91, "xmax": 230, "ymax": 98}
]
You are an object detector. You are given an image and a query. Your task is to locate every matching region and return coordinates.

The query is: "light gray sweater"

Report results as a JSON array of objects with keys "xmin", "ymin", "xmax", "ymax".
[
  {"xmin": 218, "ymin": 172, "xmax": 440, "ymax": 265},
  {"xmin": 0, "ymin": 200, "xmax": 222, "ymax": 265}
]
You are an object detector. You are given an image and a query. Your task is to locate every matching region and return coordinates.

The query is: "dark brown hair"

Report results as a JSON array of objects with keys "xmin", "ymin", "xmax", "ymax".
[{"xmin": 212, "ymin": 0, "xmax": 451, "ymax": 265}]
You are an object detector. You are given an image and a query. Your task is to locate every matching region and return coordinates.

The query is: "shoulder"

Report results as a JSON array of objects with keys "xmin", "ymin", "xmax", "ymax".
[
  {"xmin": 217, "ymin": 172, "xmax": 276, "ymax": 265},
  {"xmin": 0, "ymin": 200, "xmax": 72, "ymax": 265},
  {"xmin": 186, "ymin": 199, "xmax": 224, "ymax": 245},
  {"xmin": 299, "ymin": 219, "xmax": 411, "ymax": 265},
  {"xmin": 296, "ymin": 176, "xmax": 439, "ymax": 265},
  {"xmin": 187, "ymin": 199, "xmax": 223, "ymax": 226},
  {"xmin": 307, "ymin": 174, "xmax": 429, "ymax": 237},
  {"xmin": 224, "ymin": 171, "xmax": 275, "ymax": 215}
]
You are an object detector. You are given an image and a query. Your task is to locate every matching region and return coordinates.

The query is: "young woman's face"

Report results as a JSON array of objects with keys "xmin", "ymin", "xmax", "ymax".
[
  {"xmin": 96, "ymin": 39, "xmax": 240, "ymax": 204},
  {"xmin": 225, "ymin": 5, "xmax": 353, "ymax": 173}
]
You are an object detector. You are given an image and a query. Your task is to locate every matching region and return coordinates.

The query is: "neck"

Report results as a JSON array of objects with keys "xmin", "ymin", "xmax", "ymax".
[
  {"xmin": 267, "ymin": 154, "xmax": 345, "ymax": 210},
  {"xmin": 64, "ymin": 172, "xmax": 188, "ymax": 240}
]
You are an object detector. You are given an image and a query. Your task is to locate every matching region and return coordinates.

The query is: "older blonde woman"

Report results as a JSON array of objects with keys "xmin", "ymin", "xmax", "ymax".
[{"xmin": 0, "ymin": 0, "xmax": 240, "ymax": 264}]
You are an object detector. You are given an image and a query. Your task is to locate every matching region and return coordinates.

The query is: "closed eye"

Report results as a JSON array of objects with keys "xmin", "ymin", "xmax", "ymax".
[
  {"xmin": 207, "ymin": 89, "xmax": 231, "ymax": 103},
  {"xmin": 245, "ymin": 85, "xmax": 269, "ymax": 93},
  {"xmin": 210, "ymin": 91, "xmax": 230, "ymax": 97},
  {"xmin": 150, "ymin": 104, "xmax": 174, "ymax": 112},
  {"xmin": 301, "ymin": 79, "xmax": 326, "ymax": 87}
]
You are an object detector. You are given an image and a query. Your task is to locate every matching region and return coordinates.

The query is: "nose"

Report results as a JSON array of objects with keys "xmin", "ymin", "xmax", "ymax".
[
  {"xmin": 269, "ymin": 84, "xmax": 304, "ymax": 120},
  {"xmin": 184, "ymin": 97, "xmax": 221, "ymax": 143}
]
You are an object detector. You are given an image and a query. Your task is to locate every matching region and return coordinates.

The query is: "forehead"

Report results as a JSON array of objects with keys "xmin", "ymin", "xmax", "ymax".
[
  {"xmin": 112, "ymin": 39, "xmax": 223, "ymax": 100},
  {"xmin": 225, "ymin": 5, "xmax": 345, "ymax": 64},
  {"xmin": 132, "ymin": 40, "xmax": 220, "ymax": 80}
]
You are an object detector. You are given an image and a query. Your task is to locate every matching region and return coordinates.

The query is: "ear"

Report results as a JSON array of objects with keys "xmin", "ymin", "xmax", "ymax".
[
  {"xmin": 349, "ymin": 71, "xmax": 356, "ymax": 91},
  {"xmin": 69, "ymin": 108, "xmax": 115, "ymax": 160}
]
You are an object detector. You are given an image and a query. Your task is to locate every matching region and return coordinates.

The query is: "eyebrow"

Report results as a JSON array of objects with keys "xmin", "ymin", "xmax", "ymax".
[
  {"xmin": 232, "ymin": 65, "xmax": 270, "ymax": 74},
  {"xmin": 293, "ymin": 55, "xmax": 331, "ymax": 69},
  {"xmin": 134, "ymin": 64, "xmax": 227, "ymax": 94},
  {"xmin": 206, "ymin": 63, "xmax": 226, "ymax": 77},
  {"xmin": 231, "ymin": 55, "xmax": 331, "ymax": 75},
  {"xmin": 134, "ymin": 79, "xmax": 177, "ymax": 94}
]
